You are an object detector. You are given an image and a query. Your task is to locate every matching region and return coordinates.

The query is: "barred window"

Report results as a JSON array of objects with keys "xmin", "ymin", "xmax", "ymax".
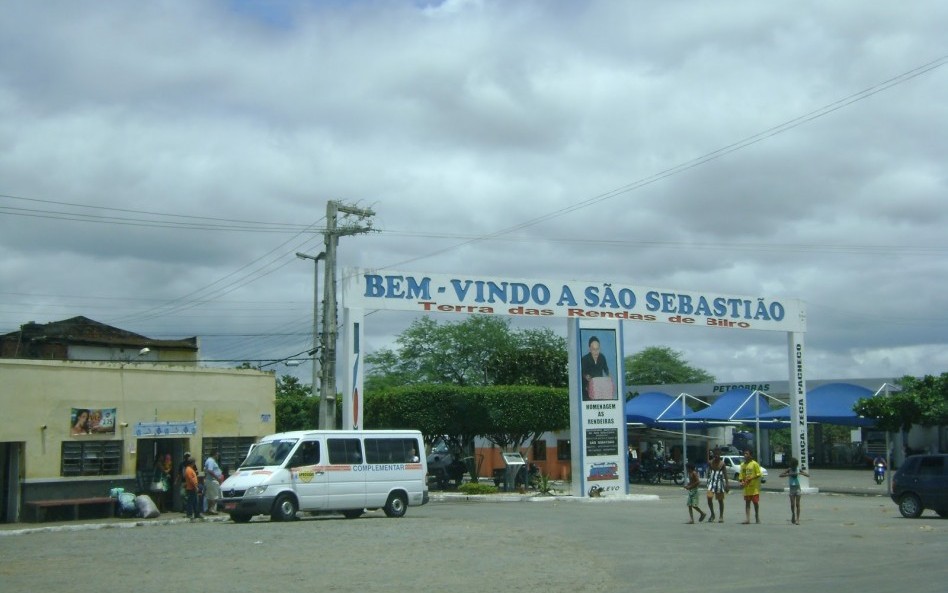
[
  {"xmin": 202, "ymin": 436, "xmax": 257, "ymax": 473},
  {"xmin": 532, "ymin": 439, "xmax": 547, "ymax": 461},
  {"xmin": 61, "ymin": 441, "xmax": 122, "ymax": 476},
  {"xmin": 557, "ymin": 439, "xmax": 571, "ymax": 461}
]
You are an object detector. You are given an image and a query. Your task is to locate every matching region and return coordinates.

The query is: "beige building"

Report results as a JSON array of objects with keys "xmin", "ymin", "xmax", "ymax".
[{"xmin": 0, "ymin": 318, "xmax": 275, "ymax": 522}]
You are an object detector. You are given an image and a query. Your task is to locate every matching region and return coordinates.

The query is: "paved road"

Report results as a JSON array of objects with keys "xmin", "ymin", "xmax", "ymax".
[
  {"xmin": 636, "ymin": 466, "xmax": 894, "ymax": 497},
  {"xmin": 1, "ymin": 471, "xmax": 943, "ymax": 593}
]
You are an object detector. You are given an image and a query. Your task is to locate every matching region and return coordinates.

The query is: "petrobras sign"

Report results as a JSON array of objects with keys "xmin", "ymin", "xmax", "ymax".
[{"xmin": 343, "ymin": 269, "xmax": 806, "ymax": 332}]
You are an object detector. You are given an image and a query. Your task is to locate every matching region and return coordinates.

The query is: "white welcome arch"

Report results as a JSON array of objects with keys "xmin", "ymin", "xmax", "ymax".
[{"xmin": 342, "ymin": 269, "xmax": 809, "ymax": 496}]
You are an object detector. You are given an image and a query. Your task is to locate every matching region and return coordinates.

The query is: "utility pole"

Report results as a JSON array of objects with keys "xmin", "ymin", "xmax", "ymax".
[
  {"xmin": 320, "ymin": 201, "xmax": 374, "ymax": 429},
  {"xmin": 295, "ymin": 251, "xmax": 325, "ymax": 428}
]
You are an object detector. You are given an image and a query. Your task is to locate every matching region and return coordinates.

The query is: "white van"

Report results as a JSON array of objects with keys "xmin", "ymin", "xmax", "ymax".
[{"xmin": 220, "ymin": 430, "xmax": 429, "ymax": 522}]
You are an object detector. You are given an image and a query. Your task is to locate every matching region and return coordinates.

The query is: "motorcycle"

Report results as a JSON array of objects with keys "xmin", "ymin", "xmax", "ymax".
[
  {"xmin": 628, "ymin": 460, "xmax": 661, "ymax": 484},
  {"xmin": 629, "ymin": 457, "xmax": 683, "ymax": 485},
  {"xmin": 660, "ymin": 461, "xmax": 685, "ymax": 485},
  {"xmin": 874, "ymin": 462, "xmax": 886, "ymax": 484}
]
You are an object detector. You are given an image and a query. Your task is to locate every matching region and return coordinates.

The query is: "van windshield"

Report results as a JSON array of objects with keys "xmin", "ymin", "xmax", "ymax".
[{"xmin": 240, "ymin": 438, "xmax": 299, "ymax": 468}]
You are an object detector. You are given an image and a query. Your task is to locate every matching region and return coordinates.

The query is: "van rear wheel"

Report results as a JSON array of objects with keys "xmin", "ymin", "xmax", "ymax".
[
  {"xmin": 383, "ymin": 492, "xmax": 408, "ymax": 518},
  {"xmin": 271, "ymin": 494, "xmax": 298, "ymax": 521}
]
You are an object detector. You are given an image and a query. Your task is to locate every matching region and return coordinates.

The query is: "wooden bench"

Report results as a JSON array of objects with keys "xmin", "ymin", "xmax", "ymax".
[{"xmin": 25, "ymin": 496, "xmax": 115, "ymax": 522}]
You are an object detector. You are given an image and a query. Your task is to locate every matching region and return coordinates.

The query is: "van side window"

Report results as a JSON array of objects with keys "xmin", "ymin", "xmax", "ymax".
[
  {"xmin": 328, "ymin": 438, "xmax": 363, "ymax": 464},
  {"xmin": 287, "ymin": 441, "xmax": 320, "ymax": 467},
  {"xmin": 365, "ymin": 438, "xmax": 420, "ymax": 463}
]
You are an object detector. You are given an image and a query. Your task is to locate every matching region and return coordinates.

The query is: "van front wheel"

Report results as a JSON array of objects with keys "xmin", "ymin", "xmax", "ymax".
[
  {"xmin": 271, "ymin": 494, "xmax": 298, "ymax": 522},
  {"xmin": 383, "ymin": 492, "xmax": 408, "ymax": 518}
]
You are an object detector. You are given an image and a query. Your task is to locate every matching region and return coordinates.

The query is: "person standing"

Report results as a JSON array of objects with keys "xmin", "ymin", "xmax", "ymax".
[
  {"xmin": 159, "ymin": 453, "xmax": 173, "ymax": 511},
  {"xmin": 183, "ymin": 458, "xmax": 203, "ymax": 521},
  {"xmin": 683, "ymin": 463, "xmax": 707, "ymax": 524},
  {"xmin": 705, "ymin": 449, "xmax": 729, "ymax": 523},
  {"xmin": 151, "ymin": 453, "xmax": 172, "ymax": 512},
  {"xmin": 175, "ymin": 452, "xmax": 192, "ymax": 513},
  {"xmin": 739, "ymin": 449, "xmax": 763, "ymax": 524},
  {"xmin": 178, "ymin": 452, "xmax": 192, "ymax": 484},
  {"xmin": 779, "ymin": 457, "xmax": 809, "ymax": 525},
  {"xmin": 203, "ymin": 450, "xmax": 224, "ymax": 515}
]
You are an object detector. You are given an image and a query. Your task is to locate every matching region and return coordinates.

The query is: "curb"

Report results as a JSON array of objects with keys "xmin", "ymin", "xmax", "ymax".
[
  {"xmin": 429, "ymin": 492, "xmax": 660, "ymax": 503},
  {"xmin": 0, "ymin": 514, "xmax": 229, "ymax": 537}
]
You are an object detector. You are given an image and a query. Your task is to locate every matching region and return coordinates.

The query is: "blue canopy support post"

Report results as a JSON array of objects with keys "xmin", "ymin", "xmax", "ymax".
[
  {"xmin": 654, "ymin": 392, "xmax": 705, "ymax": 468},
  {"xmin": 746, "ymin": 390, "xmax": 787, "ymax": 463},
  {"xmin": 872, "ymin": 382, "xmax": 901, "ymax": 494}
]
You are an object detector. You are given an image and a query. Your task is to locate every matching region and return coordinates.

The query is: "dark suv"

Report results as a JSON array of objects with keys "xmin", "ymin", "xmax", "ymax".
[{"xmin": 890, "ymin": 454, "xmax": 948, "ymax": 518}]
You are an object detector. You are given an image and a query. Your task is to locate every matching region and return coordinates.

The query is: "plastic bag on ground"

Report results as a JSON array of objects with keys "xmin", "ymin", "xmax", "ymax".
[
  {"xmin": 117, "ymin": 492, "xmax": 137, "ymax": 517},
  {"xmin": 134, "ymin": 494, "xmax": 160, "ymax": 519}
]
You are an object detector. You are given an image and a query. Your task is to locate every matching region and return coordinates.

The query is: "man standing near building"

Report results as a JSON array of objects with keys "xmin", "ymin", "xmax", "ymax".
[
  {"xmin": 183, "ymin": 458, "xmax": 203, "ymax": 521},
  {"xmin": 203, "ymin": 449, "xmax": 224, "ymax": 515},
  {"xmin": 175, "ymin": 452, "xmax": 192, "ymax": 512}
]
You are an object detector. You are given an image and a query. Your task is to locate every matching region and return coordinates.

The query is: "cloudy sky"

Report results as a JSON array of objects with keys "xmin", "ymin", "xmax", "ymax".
[{"xmin": 1, "ymin": 0, "xmax": 946, "ymax": 387}]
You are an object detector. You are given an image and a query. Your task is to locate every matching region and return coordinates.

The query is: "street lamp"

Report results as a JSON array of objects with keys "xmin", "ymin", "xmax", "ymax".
[{"xmin": 296, "ymin": 251, "xmax": 326, "ymax": 428}]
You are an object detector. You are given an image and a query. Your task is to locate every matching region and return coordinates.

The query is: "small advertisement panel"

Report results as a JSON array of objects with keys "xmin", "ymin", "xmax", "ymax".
[
  {"xmin": 70, "ymin": 407, "xmax": 116, "ymax": 436},
  {"xmin": 569, "ymin": 320, "xmax": 628, "ymax": 496}
]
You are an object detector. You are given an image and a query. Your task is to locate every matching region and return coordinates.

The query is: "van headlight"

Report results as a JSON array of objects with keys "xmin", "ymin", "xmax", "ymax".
[{"xmin": 245, "ymin": 486, "xmax": 268, "ymax": 497}]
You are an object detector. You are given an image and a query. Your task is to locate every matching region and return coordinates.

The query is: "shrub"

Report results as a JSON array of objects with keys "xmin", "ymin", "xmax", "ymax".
[{"xmin": 458, "ymin": 482, "xmax": 499, "ymax": 495}]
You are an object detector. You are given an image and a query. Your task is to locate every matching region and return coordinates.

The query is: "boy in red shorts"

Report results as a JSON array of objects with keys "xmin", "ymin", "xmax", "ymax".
[{"xmin": 739, "ymin": 449, "xmax": 762, "ymax": 524}]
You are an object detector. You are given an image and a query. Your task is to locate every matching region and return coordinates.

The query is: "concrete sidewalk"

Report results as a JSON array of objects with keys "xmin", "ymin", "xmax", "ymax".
[
  {"xmin": 2, "ymin": 469, "xmax": 889, "ymax": 534},
  {"xmin": 760, "ymin": 467, "xmax": 888, "ymax": 496}
]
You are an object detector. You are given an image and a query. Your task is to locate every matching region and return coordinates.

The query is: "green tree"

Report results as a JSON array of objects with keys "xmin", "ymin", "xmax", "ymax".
[
  {"xmin": 854, "ymin": 373, "xmax": 948, "ymax": 432},
  {"xmin": 480, "ymin": 386, "xmax": 569, "ymax": 451},
  {"xmin": 363, "ymin": 383, "xmax": 491, "ymax": 479},
  {"xmin": 275, "ymin": 374, "xmax": 319, "ymax": 432},
  {"xmin": 624, "ymin": 346, "xmax": 714, "ymax": 387},
  {"xmin": 365, "ymin": 316, "xmax": 508, "ymax": 387},
  {"xmin": 363, "ymin": 384, "xmax": 569, "ymax": 474},
  {"xmin": 770, "ymin": 425, "xmax": 852, "ymax": 459},
  {"xmin": 365, "ymin": 317, "xmax": 568, "ymax": 389},
  {"xmin": 362, "ymin": 348, "xmax": 413, "ymax": 391},
  {"xmin": 489, "ymin": 328, "xmax": 567, "ymax": 387}
]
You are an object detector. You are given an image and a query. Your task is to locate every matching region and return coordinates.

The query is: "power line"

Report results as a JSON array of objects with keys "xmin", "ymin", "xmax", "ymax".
[
  {"xmin": 374, "ymin": 231, "xmax": 948, "ymax": 256},
  {"xmin": 110, "ymin": 222, "xmax": 325, "ymax": 325},
  {"xmin": 0, "ymin": 193, "xmax": 317, "ymax": 233},
  {"xmin": 375, "ymin": 55, "xmax": 948, "ymax": 270}
]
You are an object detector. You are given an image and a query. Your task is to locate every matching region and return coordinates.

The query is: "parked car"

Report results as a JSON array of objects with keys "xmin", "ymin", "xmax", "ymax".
[
  {"xmin": 890, "ymin": 454, "xmax": 948, "ymax": 518},
  {"xmin": 426, "ymin": 439, "xmax": 467, "ymax": 490},
  {"xmin": 720, "ymin": 455, "xmax": 768, "ymax": 483}
]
